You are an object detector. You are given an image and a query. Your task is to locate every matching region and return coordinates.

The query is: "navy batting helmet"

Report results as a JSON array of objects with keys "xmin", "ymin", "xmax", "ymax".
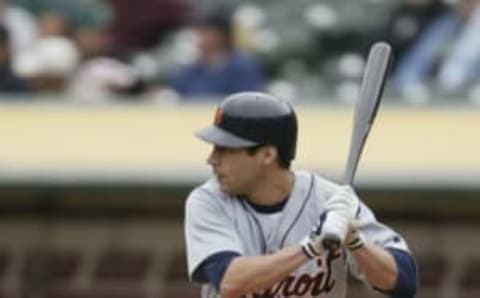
[{"xmin": 196, "ymin": 92, "xmax": 298, "ymax": 164}]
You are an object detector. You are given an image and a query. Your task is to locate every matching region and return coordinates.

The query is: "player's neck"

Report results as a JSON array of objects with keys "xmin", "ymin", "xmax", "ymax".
[{"xmin": 247, "ymin": 169, "xmax": 294, "ymax": 206}]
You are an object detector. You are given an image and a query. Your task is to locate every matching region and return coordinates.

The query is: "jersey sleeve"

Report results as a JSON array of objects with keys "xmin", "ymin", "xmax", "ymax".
[
  {"xmin": 358, "ymin": 202, "xmax": 409, "ymax": 251},
  {"xmin": 184, "ymin": 187, "xmax": 244, "ymax": 280},
  {"xmin": 347, "ymin": 200, "xmax": 411, "ymax": 280}
]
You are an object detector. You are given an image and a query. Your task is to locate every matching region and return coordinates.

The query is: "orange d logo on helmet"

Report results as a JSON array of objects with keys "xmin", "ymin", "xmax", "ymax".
[{"xmin": 214, "ymin": 108, "xmax": 224, "ymax": 125}]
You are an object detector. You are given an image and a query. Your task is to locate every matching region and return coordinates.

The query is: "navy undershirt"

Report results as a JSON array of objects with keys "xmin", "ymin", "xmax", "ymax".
[
  {"xmin": 243, "ymin": 196, "xmax": 289, "ymax": 214},
  {"xmin": 382, "ymin": 248, "xmax": 418, "ymax": 298}
]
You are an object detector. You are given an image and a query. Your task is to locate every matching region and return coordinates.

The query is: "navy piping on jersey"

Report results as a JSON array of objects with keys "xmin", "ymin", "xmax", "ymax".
[
  {"xmin": 377, "ymin": 248, "xmax": 418, "ymax": 298},
  {"xmin": 240, "ymin": 173, "xmax": 315, "ymax": 253},
  {"xmin": 279, "ymin": 173, "xmax": 315, "ymax": 248},
  {"xmin": 240, "ymin": 200, "xmax": 268, "ymax": 253}
]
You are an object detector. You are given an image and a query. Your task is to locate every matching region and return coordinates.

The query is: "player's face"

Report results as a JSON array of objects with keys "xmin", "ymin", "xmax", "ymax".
[{"xmin": 207, "ymin": 145, "xmax": 264, "ymax": 195}]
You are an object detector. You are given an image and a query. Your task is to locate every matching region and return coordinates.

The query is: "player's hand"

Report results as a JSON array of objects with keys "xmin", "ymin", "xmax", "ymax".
[
  {"xmin": 300, "ymin": 211, "xmax": 331, "ymax": 258},
  {"xmin": 345, "ymin": 220, "xmax": 366, "ymax": 251},
  {"xmin": 321, "ymin": 186, "xmax": 360, "ymax": 246},
  {"xmin": 324, "ymin": 185, "xmax": 359, "ymax": 220}
]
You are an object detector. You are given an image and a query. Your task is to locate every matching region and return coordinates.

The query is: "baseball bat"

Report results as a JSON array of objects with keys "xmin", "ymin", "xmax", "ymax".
[{"xmin": 322, "ymin": 42, "xmax": 393, "ymax": 251}]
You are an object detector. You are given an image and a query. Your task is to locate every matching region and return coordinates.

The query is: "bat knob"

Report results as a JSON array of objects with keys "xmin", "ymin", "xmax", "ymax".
[{"xmin": 322, "ymin": 234, "xmax": 341, "ymax": 251}]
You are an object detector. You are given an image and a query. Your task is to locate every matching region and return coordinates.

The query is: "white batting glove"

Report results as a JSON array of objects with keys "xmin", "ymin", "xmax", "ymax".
[
  {"xmin": 345, "ymin": 220, "xmax": 366, "ymax": 251},
  {"xmin": 321, "ymin": 186, "xmax": 360, "ymax": 246},
  {"xmin": 300, "ymin": 211, "xmax": 330, "ymax": 258}
]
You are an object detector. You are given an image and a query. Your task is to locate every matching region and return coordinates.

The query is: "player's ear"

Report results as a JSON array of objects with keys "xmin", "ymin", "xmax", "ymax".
[{"xmin": 261, "ymin": 145, "xmax": 278, "ymax": 166}]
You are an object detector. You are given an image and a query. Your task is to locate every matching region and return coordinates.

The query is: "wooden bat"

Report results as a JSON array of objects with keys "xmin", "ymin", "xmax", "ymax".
[{"xmin": 322, "ymin": 42, "xmax": 393, "ymax": 251}]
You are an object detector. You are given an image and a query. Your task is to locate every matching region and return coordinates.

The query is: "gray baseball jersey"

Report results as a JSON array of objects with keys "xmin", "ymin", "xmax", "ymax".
[{"xmin": 185, "ymin": 170, "xmax": 409, "ymax": 297}]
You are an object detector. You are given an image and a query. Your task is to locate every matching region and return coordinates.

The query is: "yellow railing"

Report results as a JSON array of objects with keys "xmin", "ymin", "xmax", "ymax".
[{"xmin": 0, "ymin": 103, "xmax": 479, "ymax": 187}]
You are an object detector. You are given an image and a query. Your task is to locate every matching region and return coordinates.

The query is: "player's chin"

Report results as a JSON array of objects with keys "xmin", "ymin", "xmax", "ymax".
[
  {"xmin": 216, "ymin": 177, "xmax": 229, "ymax": 192},
  {"xmin": 217, "ymin": 175, "xmax": 242, "ymax": 195},
  {"xmin": 219, "ymin": 181, "xmax": 240, "ymax": 196},
  {"xmin": 219, "ymin": 182, "xmax": 233, "ymax": 194}
]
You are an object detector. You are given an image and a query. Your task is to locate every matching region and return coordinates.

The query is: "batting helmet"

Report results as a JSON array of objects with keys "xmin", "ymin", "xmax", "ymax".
[{"xmin": 196, "ymin": 92, "xmax": 298, "ymax": 164}]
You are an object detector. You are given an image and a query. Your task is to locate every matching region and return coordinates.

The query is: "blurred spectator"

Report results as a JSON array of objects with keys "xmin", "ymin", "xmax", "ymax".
[
  {"xmin": 68, "ymin": 57, "xmax": 142, "ymax": 100},
  {"xmin": 436, "ymin": 0, "xmax": 480, "ymax": 90},
  {"xmin": 365, "ymin": 0, "xmax": 449, "ymax": 70},
  {"xmin": 14, "ymin": 0, "xmax": 113, "ymax": 29},
  {"xmin": 74, "ymin": 23, "xmax": 112, "ymax": 60},
  {"xmin": 12, "ymin": 7, "xmax": 78, "ymax": 93},
  {"xmin": 392, "ymin": 0, "xmax": 480, "ymax": 93},
  {"xmin": 0, "ymin": 24, "xmax": 30, "ymax": 93},
  {"xmin": 168, "ymin": 11, "xmax": 264, "ymax": 99},
  {"xmin": 13, "ymin": 36, "xmax": 79, "ymax": 92},
  {"xmin": 3, "ymin": 0, "xmax": 115, "ymax": 94},
  {"xmin": 0, "ymin": 0, "xmax": 38, "ymax": 55},
  {"xmin": 38, "ymin": 11, "xmax": 69, "ymax": 37},
  {"xmin": 107, "ymin": 0, "xmax": 194, "ymax": 55},
  {"xmin": 68, "ymin": 22, "xmax": 144, "ymax": 101}
]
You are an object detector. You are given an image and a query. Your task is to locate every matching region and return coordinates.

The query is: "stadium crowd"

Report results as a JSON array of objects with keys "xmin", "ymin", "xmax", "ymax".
[{"xmin": 0, "ymin": 0, "xmax": 479, "ymax": 103}]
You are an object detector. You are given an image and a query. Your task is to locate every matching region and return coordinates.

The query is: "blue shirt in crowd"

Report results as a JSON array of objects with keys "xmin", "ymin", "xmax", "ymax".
[{"xmin": 170, "ymin": 52, "xmax": 263, "ymax": 100}]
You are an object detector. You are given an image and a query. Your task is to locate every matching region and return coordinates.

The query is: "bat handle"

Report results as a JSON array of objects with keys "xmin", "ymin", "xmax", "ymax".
[{"xmin": 322, "ymin": 233, "xmax": 342, "ymax": 251}]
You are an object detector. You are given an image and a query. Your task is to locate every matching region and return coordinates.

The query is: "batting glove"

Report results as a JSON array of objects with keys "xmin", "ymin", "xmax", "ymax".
[
  {"xmin": 345, "ymin": 220, "xmax": 366, "ymax": 251},
  {"xmin": 321, "ymin": 186, "xmax": 360, "ymax": 245},
  {"xmin": 300, "ymin": 211, "xmax": 331, "ymax": 258}
]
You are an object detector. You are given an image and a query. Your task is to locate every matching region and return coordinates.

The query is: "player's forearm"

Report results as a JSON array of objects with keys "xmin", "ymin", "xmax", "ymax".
[
  {"xmin": 220, "ymin": 245, "xmax": 308, "ymax": 298},
  {"xmin": 350, "ymin": 242, "xmax": 397, "ymax": 290}
]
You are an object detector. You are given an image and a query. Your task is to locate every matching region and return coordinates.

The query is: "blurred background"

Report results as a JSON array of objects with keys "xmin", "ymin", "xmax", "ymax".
[{"xmin": 0, "ymin": 0, "xmax": 479, "ymax": 297}]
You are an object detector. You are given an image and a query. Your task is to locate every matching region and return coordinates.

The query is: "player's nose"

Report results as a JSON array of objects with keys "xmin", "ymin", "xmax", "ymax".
[{"xmin": 207, "ymin": 148, "xmax": 219, "ymax": 166}]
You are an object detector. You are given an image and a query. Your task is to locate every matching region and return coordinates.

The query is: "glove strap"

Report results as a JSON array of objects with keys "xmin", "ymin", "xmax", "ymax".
[
  {"xmin": 300, "ymin": 237, "xmax": 320, "ymax": 259},
  {"xmin": 345, "ymin": 230, "xmax": 366, "ymax": 251}
]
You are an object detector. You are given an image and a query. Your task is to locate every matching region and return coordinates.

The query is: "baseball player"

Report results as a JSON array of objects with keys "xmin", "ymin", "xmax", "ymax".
[{"xmin": 184, "ymin": 92, "xmax": 418, "ymax": 298}]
